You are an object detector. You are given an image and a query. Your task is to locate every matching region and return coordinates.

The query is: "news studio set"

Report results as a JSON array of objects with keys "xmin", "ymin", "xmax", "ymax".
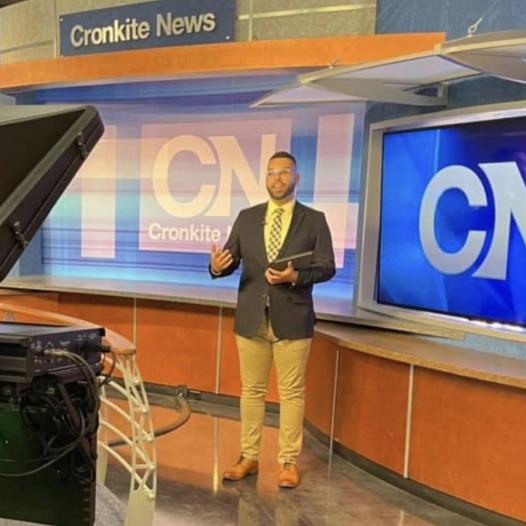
[{"xmin": 2, "ymin": 1, "xmax": 526, "ymax": 526}]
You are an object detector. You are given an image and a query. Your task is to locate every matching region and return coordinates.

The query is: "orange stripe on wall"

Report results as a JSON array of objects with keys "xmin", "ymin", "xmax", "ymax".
[{"xmin": 0, "ymin": 34, "xmax": 444, "ymax": 91}]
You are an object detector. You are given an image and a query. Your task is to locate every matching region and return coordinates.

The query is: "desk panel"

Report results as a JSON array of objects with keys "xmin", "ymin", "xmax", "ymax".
[
  {"xmin": 58, "ymin": 293, "xmax": 134, "ymax": 342},
  {"xmin": 334, "ymin": 349, "xmax": 409, "ymax": 474},
  {"xmin": 136, "ymin": 299, "xmax": 219, "ymax": 391},
  {"xmin": 305, "ymin": 334, "xmax": 338, "ymax": 438},
  {"xmin": 410, "ymin": 368, "xmax": 526, "ymax": 522}
]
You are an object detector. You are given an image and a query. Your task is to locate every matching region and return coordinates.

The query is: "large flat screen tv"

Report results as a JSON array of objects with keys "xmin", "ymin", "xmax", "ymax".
[{"xmin": 357, "ymin": 101, "xmax": 526, "ymax": 339}]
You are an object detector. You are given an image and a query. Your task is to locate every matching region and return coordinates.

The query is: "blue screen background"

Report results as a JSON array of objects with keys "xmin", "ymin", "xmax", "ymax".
[{"xmin": 379, "ymin": 116, "xmax": 526, "ymax": 326}]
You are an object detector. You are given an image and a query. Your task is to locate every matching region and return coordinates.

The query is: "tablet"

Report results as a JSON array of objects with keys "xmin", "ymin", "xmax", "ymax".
[{"xmin": 269, "ymin": 250, "xmax": 313, "ymax": 271}]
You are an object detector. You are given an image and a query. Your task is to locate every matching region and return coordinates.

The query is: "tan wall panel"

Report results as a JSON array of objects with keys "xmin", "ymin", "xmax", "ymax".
[
  {"xmin": 238, "ymin": 0, "xmax": 372, "ymax": 8},
  {"xmin": 57, "ymin": 0, "xmax": 157, "ymax": 15},
  {"xmin": 236, "ymin": 1, "xmax": 376, "ymax": 41},
  {"xmin": 57, "ymin": 292, "xmax": 134, "ymax": 342},
  {"xmin": 305, "ymin": 334, "xmax": 337, "ymax": 436},
  {"xmin": 410, "ymin": 369, "xmax": 526, "ymax": 522},
  {"xmin": 246, "ymin": 11, "xmax": 375, "ymax": 41},
  {"xmin": 0, "ymin": 0, "xmax": 55, "ymax": 65},
  {"xmin": 136, "ymin": 299, "xmax": 219, "ymax": 391},
  {"xmin": 334, "ymin": 349, "xmax": 409, "ymax": 474},
  {"xmin": 0, "ymin": 44, "xmax": 56, "ymax": 65},
  {"xmin": 219, "ymin": 309, "xmax": 279, "ymax": 402}
]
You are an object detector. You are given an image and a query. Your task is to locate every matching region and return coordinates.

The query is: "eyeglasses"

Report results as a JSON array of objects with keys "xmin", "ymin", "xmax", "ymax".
[{"xmin": 266, "ymin": 168, "xmax": 294, "ymax": 178}]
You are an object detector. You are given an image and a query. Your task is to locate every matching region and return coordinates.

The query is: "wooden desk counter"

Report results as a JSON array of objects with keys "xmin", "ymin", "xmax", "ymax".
[
  {"xmin": 309, "ymin": 321, "xmax": 526, "ymax": 525},
  {"xmin": 1, "ymin": 286, "xmax": 525, "ymax": 524},
  {"xmin": 315, "ymin": 321, "xmax": 526, "ymax": 390}
]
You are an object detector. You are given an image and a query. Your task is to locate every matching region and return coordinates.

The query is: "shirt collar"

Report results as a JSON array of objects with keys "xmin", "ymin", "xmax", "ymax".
[{"xmin": 267, "ymin": 198, "xmax": 295, "ymax": 216}]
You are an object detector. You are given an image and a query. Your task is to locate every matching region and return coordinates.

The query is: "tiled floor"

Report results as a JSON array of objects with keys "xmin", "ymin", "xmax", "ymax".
[{"xmin": 105, "ymin": 398, "xmax": 484, "ymax": 526}]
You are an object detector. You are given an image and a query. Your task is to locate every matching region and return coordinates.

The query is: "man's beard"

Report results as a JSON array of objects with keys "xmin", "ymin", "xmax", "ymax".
[{"xmin": 267, "ymin": 182, "xmax": 295, "ymax": 201}]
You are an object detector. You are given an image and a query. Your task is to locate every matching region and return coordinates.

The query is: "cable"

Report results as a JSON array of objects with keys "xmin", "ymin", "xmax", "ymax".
[
  {"xmin": 70, "ymin": 443, "xmax": 96, "ymax": 485},
  {"xmin": 0, "ymin": 412, "xmax": 86, "ymax": 477},
  {"xmin": 0, "ymin": 350, "xmax": 101, "ymax": 482},
  {"xmin": 467, "ymin": 0, "xmax": 502, "ymax": 36},
  {"xmin": 46, "ymin": 350, "xmax": 100, "ymax": 415},
  {"xmin": 106, "ymin": 392, "xmax": 191, "ymax": 448},
  {"xmin": 45, "ymin": 351, "xmax": 100, "ymax": 483},
  {"xmin": 98, "ymin": 349, "xmax": 117, "ymax": 388}
]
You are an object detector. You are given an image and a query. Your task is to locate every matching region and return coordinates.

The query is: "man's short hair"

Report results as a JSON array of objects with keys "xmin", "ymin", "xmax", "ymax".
[{"xmin": 269, "ymin": 151, "xmax": 297, "ymax": 166}]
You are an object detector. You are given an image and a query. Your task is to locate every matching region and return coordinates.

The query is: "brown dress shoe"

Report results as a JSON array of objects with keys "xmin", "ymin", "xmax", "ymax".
[
  {"xmin": 278, "ymin": 463, "xmax": 300, "ymax": 488},
  {"xmin": 223, "ymin": 457, "xmax": 259, "ymax": 481}
]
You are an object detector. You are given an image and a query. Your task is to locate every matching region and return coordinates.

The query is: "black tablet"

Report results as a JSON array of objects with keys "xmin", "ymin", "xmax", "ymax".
[{"xmin": 269, "ymin": 250, "xmax": 313, "ymax": 271}]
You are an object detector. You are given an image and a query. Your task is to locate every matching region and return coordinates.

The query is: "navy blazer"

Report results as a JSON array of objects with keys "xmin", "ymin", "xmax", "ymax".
[{"xmin": 211, "ymin": 201, "xmax": 335, "ymax": 339}]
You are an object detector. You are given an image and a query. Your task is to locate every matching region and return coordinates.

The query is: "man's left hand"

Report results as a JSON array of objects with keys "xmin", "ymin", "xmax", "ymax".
[{"xmin": 265, "ymin": 261, "xmax": 298, "ymax": 285}]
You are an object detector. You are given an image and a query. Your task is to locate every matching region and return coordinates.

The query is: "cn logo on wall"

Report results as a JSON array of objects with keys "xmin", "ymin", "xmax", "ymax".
[{"xmin": 73, "ymin": 113, "xmax": 358, "ymax": 270}]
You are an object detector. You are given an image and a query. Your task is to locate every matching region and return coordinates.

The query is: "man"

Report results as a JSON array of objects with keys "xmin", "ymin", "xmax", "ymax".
[{"xmin": 209, "ymin": 151, "xmax": 335, "ymax": 488}]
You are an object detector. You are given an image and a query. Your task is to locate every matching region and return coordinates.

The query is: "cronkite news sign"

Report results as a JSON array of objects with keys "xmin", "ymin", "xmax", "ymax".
[{"xmin": 59, "ymin": 0, "xmax": 234, "ymax": 56}]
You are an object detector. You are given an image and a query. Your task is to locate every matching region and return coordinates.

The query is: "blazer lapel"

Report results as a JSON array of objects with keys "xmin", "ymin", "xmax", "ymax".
[
  {"xmin": 277, "ymin": 202, "xmax": 305, "ymax": 258},
  {"xmin": 256, "ymin": 203, "xmax": 269, "ymax": 265}
]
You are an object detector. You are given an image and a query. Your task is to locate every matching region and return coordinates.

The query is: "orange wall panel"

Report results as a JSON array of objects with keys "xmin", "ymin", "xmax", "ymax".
[
  {"xmin": 57, "ymin": 292, "xmax": 134, "ymax": 342},
  {"xmin": 219, "ymin": 309, "xmax": 279, "ymax": 402},
  {"xmin": 334, "ymin": 349, "xmax": 409, "ymax": 474},
  {"xmin": 410, "ymin": 369, "xmax": 526, "ymax": 522},
  {"xmin": 305, "ymin": 334, "xmax": 337, "ymax": 436},
  {"xmin": 0, "ymin": 291, "xmax": 58, "ymax": 316},
  {"xmin": 136, "ymin": 299, "xmax": 219, "ymax": 392}
]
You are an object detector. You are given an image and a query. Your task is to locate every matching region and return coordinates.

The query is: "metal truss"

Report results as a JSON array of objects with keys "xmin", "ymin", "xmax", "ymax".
[{"xmin": 97, "ymin": 352, "xmax": 157, "ymax": 526}]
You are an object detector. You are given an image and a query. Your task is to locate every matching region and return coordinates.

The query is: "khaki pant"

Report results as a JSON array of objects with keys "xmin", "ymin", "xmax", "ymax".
[{"xmin": 235, "ymin": 314, "xmax": 311, "ymax": 465}]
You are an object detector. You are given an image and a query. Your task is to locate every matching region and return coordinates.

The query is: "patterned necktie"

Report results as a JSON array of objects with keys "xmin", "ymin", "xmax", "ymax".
[{"xmin": 267, "ymin": 207, "xmax": 284, "ymax": 262}]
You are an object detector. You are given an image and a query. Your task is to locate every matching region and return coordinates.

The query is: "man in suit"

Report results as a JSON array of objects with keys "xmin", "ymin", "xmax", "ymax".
[{"xmin": 209, "ymin": 151, "xmax": 335, "ymax": 488}]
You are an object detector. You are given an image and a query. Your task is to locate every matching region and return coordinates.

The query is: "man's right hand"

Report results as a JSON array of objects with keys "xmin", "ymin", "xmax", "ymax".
[{"xmin": 210, "ymin": 244, "xmax": 233, "ymax": 274}]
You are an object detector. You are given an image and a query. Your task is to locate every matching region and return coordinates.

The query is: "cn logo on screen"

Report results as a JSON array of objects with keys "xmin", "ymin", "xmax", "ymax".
[{"xmin": 419, "ymin": 161, "xmax": 526, "ymax": 280}]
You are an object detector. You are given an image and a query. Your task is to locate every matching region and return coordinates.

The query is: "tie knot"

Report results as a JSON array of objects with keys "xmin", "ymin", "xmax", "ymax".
[{"xmin": 274, "ymin": 207, "xmax": 284, "ymax": 218}]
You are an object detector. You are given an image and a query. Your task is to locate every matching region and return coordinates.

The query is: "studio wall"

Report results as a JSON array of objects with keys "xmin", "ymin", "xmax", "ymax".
[{"xmin": 16, "ymin": 77, "xmax": 364, "ymax": 316}]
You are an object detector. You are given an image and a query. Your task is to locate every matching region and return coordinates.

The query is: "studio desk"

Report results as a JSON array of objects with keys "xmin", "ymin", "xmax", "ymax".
[{"xmin": 1, "ymin": 280, "xmax": 525, "ymax": 525}]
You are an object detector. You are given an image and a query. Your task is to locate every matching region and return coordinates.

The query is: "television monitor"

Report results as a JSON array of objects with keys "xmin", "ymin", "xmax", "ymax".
[{"xmin": 356, "ymin": 101, "xmax": 526, "ymax": 339}]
